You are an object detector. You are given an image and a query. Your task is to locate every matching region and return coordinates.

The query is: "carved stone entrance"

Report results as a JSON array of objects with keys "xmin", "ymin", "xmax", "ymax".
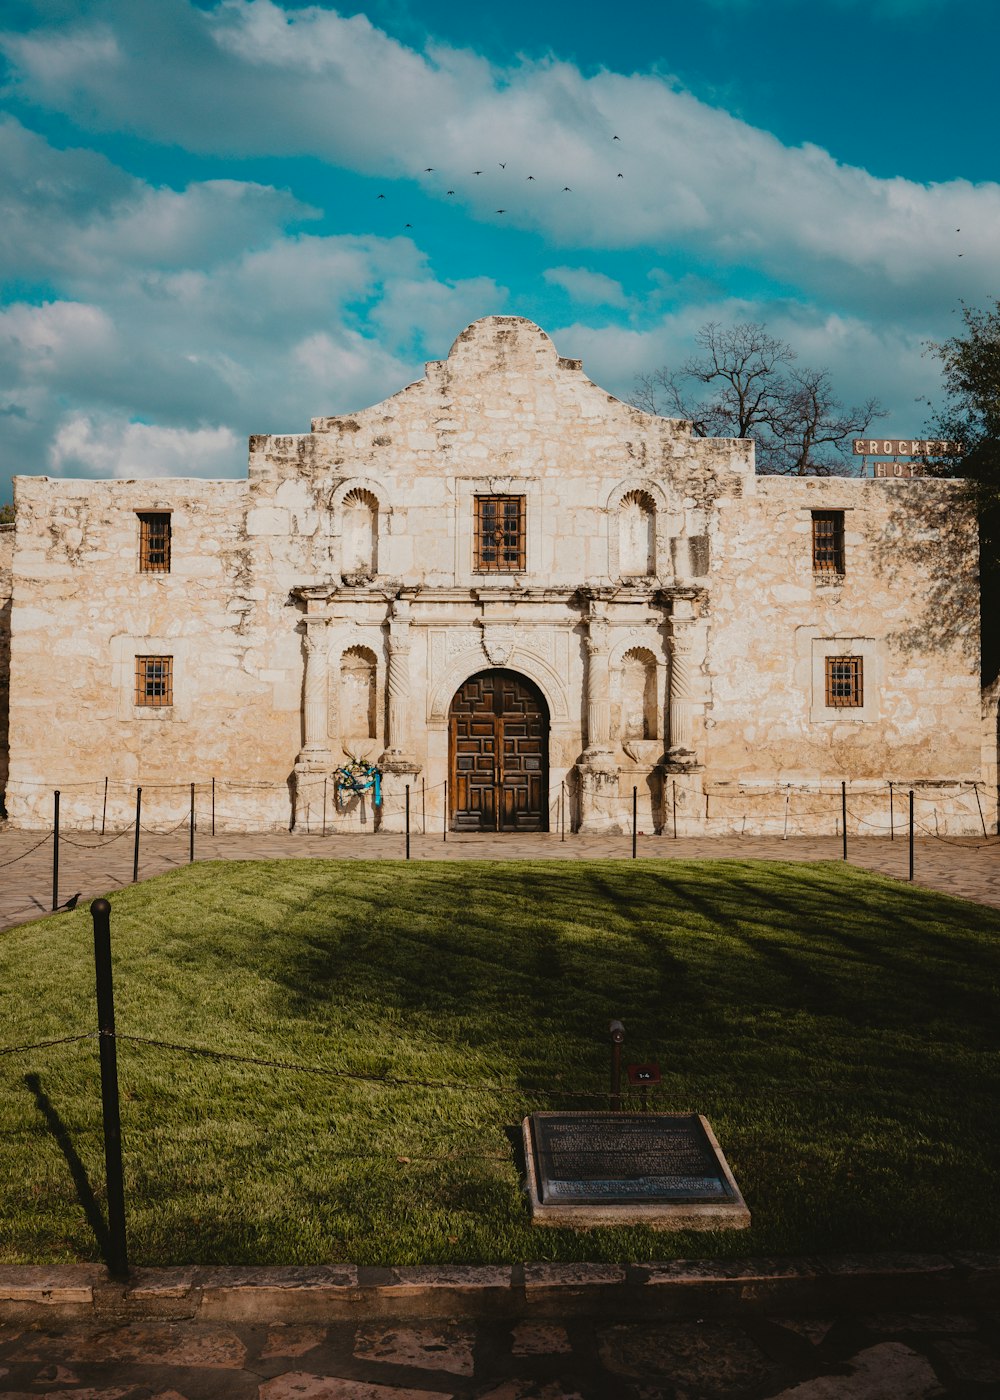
[{"xmin": 449, "ymin": 669, "xmax": 549, "ymax": 832}]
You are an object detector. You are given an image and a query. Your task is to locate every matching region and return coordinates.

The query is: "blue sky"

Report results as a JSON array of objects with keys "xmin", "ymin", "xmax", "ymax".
[{"xmin": 1, "ymin": 0, "xmax": 998, "ymax": 499}]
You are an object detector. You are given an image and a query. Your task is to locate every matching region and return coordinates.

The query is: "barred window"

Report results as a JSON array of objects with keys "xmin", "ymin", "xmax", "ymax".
[
  {"xmin": 474, "ymin": 495, "xmax": 525, "ymax": 572},
  {"xmin": 825, "ymin": 656, "xmax": 862, "ymax": 707},
  {"xmin": 138, "ymin": 512, "xmax": 171, "ymax": 572},
  {"xmin": 135, "ymin": 655, "xmax": 173, "ymax": 707},
  {"xmin": 812, "ymin": 511, "xmax": 845, "ymax": 574}
]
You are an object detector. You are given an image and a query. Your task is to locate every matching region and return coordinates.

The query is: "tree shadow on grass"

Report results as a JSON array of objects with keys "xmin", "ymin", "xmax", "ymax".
[{"xmin": 23, "ymin": 1073, "xmax": 111, "ymax": 1267}]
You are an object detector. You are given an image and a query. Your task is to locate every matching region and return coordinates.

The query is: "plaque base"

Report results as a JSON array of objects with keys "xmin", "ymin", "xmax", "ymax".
[{"xmin": 522, "ymin": 1111, "xmax": 751, "ymax": 1231}]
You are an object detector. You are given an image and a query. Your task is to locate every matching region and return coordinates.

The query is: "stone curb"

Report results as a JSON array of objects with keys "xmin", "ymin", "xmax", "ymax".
[{"xmin": 0, "ymin": 1253, "xmax": 997, "ymax": 1323}]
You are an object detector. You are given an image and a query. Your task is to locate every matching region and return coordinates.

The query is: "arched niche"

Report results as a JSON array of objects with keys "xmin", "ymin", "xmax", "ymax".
[
  {"xmin": 336, "ymin": 644, "xmax": 380, "ymax": 749},
  {"xmin": 328, "ymin": 478, "xmax": 390, "ymax": 580},
  {"xmin": 605, "ymin": 478, "xmax": 672, "ymax": 580},
  {"xmin": 619, "ymin": 647, "xmax": 659, "ymax": 740}
]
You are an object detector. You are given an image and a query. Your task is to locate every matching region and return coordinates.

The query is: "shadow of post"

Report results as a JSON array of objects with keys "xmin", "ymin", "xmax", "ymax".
[{"xmin": 23, "ymin": 1072, "xmax": 111, "ymax": 1266}]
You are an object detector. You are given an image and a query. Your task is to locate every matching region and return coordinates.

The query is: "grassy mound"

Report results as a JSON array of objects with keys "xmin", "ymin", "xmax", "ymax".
[{"xmin": 2, "ymin": 859, "xmax": 998, "ymax": 1265}]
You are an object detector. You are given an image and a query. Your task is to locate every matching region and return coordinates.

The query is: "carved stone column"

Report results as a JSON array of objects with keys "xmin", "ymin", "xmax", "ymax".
[
  {"xmin": 667, "ymin": 619, "xmax": 699, "ymax": 767},
  {"xmin": 578, "ymin": 610, "xmax": 624, "ymax": 834},
  {"xmin": 293, "ymin": 613, "xmax": 333, "ymax": 832},
  {"xmin": 379, "ymin": 598, "xmax": 421, "ymax": 832}
]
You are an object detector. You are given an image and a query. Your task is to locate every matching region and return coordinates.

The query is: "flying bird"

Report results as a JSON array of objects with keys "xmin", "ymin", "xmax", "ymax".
[
  {"xmin": 617, "ymin": 172, "xmax": 624, "ymax": 178},
  {"xmin": 447, "ymin": 189, "xmax": 455, "ymax": 195},
  {"xmin": 405, "ymin": 223, "xmax": 413, "ymax": 228},
  {"xmin": 499, "ymin": 162, "xmax": 506, "ymax": 169},
  {"xmin": 423, "ymin": 167, "xmax": 434, "ymax": 172},
  {"xmin": 473, "ymin": 169, "xmax": 483, "ymax": 175},
  {"xmin": 376, "ymin": 194, "xmax": 385, "ymax": 199},
  {"xmin": 613, "ymin": 134, "xmax": 620, "ymax": 140},
  {"xmin": 496, "ymin": 208, "xmax": 506, "ymax": 214},
  {"xmin": 563, "ymin": 186, "xmax": 572, "ymax": 191},
  {"xmin": 527, "ymin": 175, "xmax": 535, "ymax": 180}
]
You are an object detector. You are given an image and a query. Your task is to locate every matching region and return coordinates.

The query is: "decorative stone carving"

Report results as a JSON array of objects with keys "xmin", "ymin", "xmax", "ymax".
[{"xmin": 479, "ymin": 622, "xmax": 517, "ymax": 666}]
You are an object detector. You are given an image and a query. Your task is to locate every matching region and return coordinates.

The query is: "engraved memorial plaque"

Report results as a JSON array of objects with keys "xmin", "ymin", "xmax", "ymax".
[{"xmin": 522, "ymin": 1112, "xmax": 750, "ymax": 1230}]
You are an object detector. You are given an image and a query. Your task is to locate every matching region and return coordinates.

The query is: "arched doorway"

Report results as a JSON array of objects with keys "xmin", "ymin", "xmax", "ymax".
[{"xmin": 449, "ymin": 669, "xmax": 549, "ymax": 832}]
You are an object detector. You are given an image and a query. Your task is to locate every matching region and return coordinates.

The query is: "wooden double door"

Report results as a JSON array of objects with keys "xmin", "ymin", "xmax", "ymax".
[{"xmin": 449, "ymin": 670, "xmax": 549, "ymax": 832}]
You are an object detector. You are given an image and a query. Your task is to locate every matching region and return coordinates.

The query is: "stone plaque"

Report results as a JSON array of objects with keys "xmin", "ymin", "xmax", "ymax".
[{"xmin": 522, "ymin": 1112, "xmax": 750, "ymax": 1230}]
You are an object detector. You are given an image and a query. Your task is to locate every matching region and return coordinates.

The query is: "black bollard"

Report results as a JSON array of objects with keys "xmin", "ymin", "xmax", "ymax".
[
  {"xmin": 632, "ymin": 786, "xmax": 637, "ymax": 859},
  {"xmin": 132, "ymin": 787, "xmax": 142, "ymax": 883},
  {"xmin": 443, "ymin": 779, "xmax": 448, "ymax": 843},
  {"xmin": 841, "ymin": 780, "xmax": 847, "ymax": 861},
  {"xmin": 189, "ymin": 782, "xmax": 195, "ymax": 863},
  {"xmin": 101, "ymin": 775, "xmax": 108, "ymax": 836},
  {"xmin": 909, "ymin": 789, "xmax": 914, "ymax": 881},
  {"xmin": 889, "ymin": 780, "xmax": 894, "ymax": 841},
  {"xmin": 52, "ymin": 790, "xmax": 60, "ymax": 912},
  {"xmin": 90, "ymin": 898, "xmax": 129, "ymax": 1279},
  {"xmin": 405, "ymin": 783, "xmax": 411, "ymax": 860}
]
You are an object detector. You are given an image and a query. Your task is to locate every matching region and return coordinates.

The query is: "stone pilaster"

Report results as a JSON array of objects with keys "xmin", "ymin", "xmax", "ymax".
[
  {"xmin": 379, "ymin": 597, "xmax": 420, "ymax": 831},
  {"xmin": 667, "ymin": 616, "xmax": 700, "ymax": 768},
  {"xmin": 578, "ymin": 610, "xmax": 624, "ymax": 833},
  {"xmin": 293, "ymin": 613, "xmax": 333, "ymax": 831}
]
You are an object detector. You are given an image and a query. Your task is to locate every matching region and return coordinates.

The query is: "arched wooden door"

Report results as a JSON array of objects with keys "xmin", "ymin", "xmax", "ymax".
[{"xmin": 449, "ymin": 670, "xmax": 549, "ymax": 832}]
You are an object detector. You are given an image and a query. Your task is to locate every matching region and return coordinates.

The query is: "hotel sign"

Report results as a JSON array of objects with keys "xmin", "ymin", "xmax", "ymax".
[{"xmin": 852, "ymin": 439, "xmax": 963, "ymax": 457}]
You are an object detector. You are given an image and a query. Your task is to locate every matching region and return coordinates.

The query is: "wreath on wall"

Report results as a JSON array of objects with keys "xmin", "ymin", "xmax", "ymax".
[{"xmin": 335, "ymin": 752, "xmax": 382, "ymax": 808}]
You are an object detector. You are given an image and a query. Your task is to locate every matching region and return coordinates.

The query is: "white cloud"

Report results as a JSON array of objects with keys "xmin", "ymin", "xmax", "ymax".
[
  {"xmin": 543, "ymin": 267, "xmax": 629, "ymax": 308},
  {"xmin": 3, "ymin": 1, "xmax": 997, "ymax": 319},
  {"xmin": 49, "ymin": 414, "xmax": 241, "ymax": 479}
]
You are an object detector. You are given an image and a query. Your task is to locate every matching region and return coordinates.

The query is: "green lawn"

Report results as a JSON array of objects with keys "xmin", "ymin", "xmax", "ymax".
[{"xmin": 2, "ymin": 859, "xmax": 998, "ymax": 1266}]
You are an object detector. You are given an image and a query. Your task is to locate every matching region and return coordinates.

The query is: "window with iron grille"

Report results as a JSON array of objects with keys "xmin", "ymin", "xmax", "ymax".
[
  {"xmin": 135, "ymin": 655, "xmax": 173, "ymax": 707},
  {"xmin": 825, "ymin": 655, "xmax": 862, "ymax": 707},
  {"xmin": 812, "ymin": 511, "xmax": 845, "ymax": 574},
  {"xmin": 138, "ymin": 512, "xmax": 171, "ymax": 572},
  {"xmin": 474, "ymin": 495, "xmax": 525, "ymax": 571}
]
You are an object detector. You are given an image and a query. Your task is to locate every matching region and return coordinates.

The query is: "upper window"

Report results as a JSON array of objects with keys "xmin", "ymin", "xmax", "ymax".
[
  {"xmin": 138, "ymin": 512, "xmax": 171, "ymax": 573},
  {"xmin": 474, "ymin": 495, "xmax": 525, "ymax": 572},
  {"xmin": 812, "ymin": 511, "xmax": 844, "ymax": 574},
  {"xmin": 825, "ymin": 656, "xmax": 863, "ymax": 708},
  {"xmin": 135, "ymin": 655, "xmax": 173, "ymax": 708}
]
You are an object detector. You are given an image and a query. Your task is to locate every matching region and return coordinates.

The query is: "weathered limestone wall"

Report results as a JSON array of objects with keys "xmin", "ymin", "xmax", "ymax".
[
  {"xmin": 6, "ymin": 478, "xmax": 302, "ymax": 830},
  {"xmin": 0, "ymin": 523, "xmax": 13, "ymax": 802},
  {"xmin": 3, "ymin": 316, "xmax": 993, "ymax": 837}
]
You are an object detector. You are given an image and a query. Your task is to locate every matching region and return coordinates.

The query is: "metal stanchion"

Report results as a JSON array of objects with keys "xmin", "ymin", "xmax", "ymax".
[
  {"xmin": 561, "ymin": 779, "xmax": 566, "ymax": 842},
  {"xmin": 322, "ymin": 778, "xmax": 327, "ymax": 838},
  {"xmin": 90, "ymin": 899, "xmax": 129, "ymax": 1280},
  {"xmin": 132, "ymin": 787, "xmax": 142, "ymax": 883},
  {"xmin": 632, "ymin": 786, "xmax": 637, "ymax": 859},
  {"xmin": 672, "ymin": 780, "xmax": 678, "ymax": 839},
  {"xmin": 189, "ymin": 782, "xmax": 195, "ymax": 863},
  {"xmin": 909, "ymin": 789, "xmax": 914, "ymax": 881},
  {"xmin": 405, "ymin": 783, "xmax": 411, "ymax": 860},
  {"xmin": 52, "ymin": 789, "xmax": 60, "ymax": 912},
  {"xmin": 973, "ymin": 782, "xmax": 987, "ymax": 838},
  {"xmin": 211, "ymin": 777, "xmax": 216, "ymax": 836},
  {"xmin": 841, "ymin": 780, "xmax": 847, "ymax": 860},
  {"xmin": 889, "ymin": 781, "xmax": 894, "ymax": 841},
  {"xmin": 443, "ymin": 779, "xmax": 448, "ymax": 842},
  {"xmin": 422, "ymin": 777, "xmax": 426, "ymax": 835},
  {"xmin": 101, "ymin": 775, "xmax": 108, "ymax": 836}
]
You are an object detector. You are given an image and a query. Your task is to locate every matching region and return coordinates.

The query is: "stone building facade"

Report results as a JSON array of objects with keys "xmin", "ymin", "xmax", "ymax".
[{"xmin": 0, "ymin": 317, "xmax": 994, "ymax": 836}]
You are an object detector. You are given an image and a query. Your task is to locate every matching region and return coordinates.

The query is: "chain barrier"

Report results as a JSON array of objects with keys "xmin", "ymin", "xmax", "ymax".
[
  {"xmin": 0, "ymin": 831, "xmax": 53, "ymax": 868},
  {"xmin": 60, "ymin": 820, "xmax": 137, "ymax": 850},
  {"xmin": 0, "ymin": 1031, "xmax": 96, "ymax": 1059}
]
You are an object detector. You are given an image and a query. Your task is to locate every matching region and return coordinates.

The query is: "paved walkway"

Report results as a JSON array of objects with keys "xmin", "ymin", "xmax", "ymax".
[
  {"xmin": 2, "ymin": 827, "xmax": 999, "ymax": 933},
  {"xmin": 2, "ymin": 1305, "xmax": 998, "ymax": 1397}
]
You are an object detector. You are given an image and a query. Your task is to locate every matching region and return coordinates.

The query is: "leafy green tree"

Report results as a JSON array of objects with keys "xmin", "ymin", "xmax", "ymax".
[
  {"xmin": 923, "ymin": 300, "xmax": 1000, "ymax": 681},
  {"xmin": 632, "ymin": 321, "xmax": 881, "ymax": 476}
]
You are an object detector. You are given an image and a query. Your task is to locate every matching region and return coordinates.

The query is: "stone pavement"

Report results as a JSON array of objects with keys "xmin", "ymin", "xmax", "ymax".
[
  {"xmin": 2, "ymin": 827, "xmax": 1000, "ymax": 934},
  {"xmin": 2, "ymin": 1305, "xmax": 1000, "ymax": 1398}
]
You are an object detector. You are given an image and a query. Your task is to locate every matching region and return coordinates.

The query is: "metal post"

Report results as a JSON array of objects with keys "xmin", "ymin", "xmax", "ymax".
[
  {"xmin": 405, "ymin": 783, "xmax": 411, "ymax": 861},
  {"xmin": 841, "ymin": 780, "xmax": 848, "ymax": 861},
  {"xmin": 672, "ymin": 780, "xmax": 677, "ymax": 839},
  {"xmin": 609, "ymin": 1020, "xmax": 624, "ymax": 1112},
  {"xmin": 443, "ymin": 779, "xmax": 448, "ymax": 842},
  {"xmin": 974, "ymin": 782, "xmax": 987, "ymax": 838},
  {"xmin": 783, "ymin": 784, "xmax": 790, "ymax": 840},
  {"xmin": 211, "ymin": 777, "xmax": 216, "ymax": 836},
  {"xmin": 189, "ymin": 782, "xmax": 195, "ymax": 864},
  {"xmin": 889, "ymin": 781, "xmax": 894, "ymax": 840},
  {"xmin": 101, "ymin": 776, "xmax": 108, "ymax": 836},
  {"xmin": 52, "ymin": 790, "xmax": 60, "ymax": 912},
  {"xmin": 421, "ymin": 777, "xmax": 426, "ymax": 836},
  {"xmin": 909, "ymin": 789, "xmax": 914, "ymax": 881},
  {"xmin": 322, "ymin": 778, "xmax": 327, "ymax": 838},
  {"xmin": 632, "ymin": 786, "xmax": 637, "ymax": 860},
  {"xmin": 90, "ymin": 899, "xmax": 129, "ymax": 1280},
  {"xmin": 132, "ymin": 787, "xmax": 142, "ymax": 884},
  {"xmin": 561, "ymin": 779, "xmax": 566, "ymax": 842}
]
